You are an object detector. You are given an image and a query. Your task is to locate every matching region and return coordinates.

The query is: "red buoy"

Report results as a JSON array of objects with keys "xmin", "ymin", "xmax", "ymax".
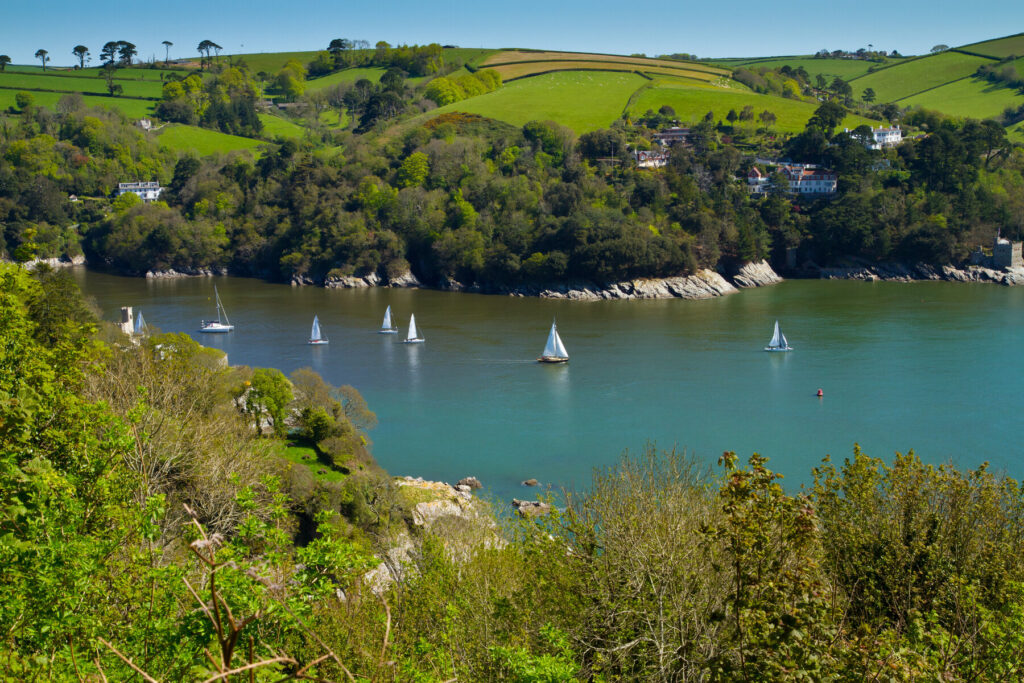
[{"xmin": 817, "ymin": 388, "xmax": 824, "ymax": 397}]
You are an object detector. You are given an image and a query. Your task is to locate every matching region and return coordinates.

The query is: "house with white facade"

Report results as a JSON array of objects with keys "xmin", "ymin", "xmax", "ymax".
[
  {"xmin": 633, "ymin": 149, "xmax": 669, "ymax": 168},
  {"xmin": 747, "ymin": 163, "xmax": 837, "ymax": 195},
  {"xmin": 116, "ymin": 181, "xmax": 163, "ymax": 203},
  {"xmin": 844, "ymin": 124, "xmax": 902, "ymax": 150}
]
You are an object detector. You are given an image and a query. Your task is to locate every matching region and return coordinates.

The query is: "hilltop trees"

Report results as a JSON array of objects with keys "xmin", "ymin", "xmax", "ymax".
[
  {"xmin": 34, "ymin": 49, "xmax": 48, "ymax": 71},
  {"xmin": 275, "ymin": 58, "xmax": 306, "ymax": 100},
  {"xmin": 72, "ymin": 45, "xmax": 89, "ymax": 69},
  {"xmin": 161, "ymin": 40, "xmax": 172, "ymax": 64},
  {"xmin": 197, "ymin": 39, "xmax": 222, "ymax": 70},
  {"xmin": 0, "ymin": 55, "xmax": 9, "ymax": 71},
  {"xmin": 99, "ymin": 41, "xmax": 119, "ymax": 64}
]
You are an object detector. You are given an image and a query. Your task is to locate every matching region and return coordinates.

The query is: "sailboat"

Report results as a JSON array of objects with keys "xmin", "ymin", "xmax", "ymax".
[
  {"xmin": 133, "ymin": 310, "xmax": 147, "ymax": 336},
  {"xmin": 537, "ymin": 319, "xmax": 569, "ymax": 363},
  {"xmin": 199, "ymin": 285, "xmax": 234, "ymax": 333},
  {"xmin": 402, "ymin": 314, "xmax": 425, "ymax": 344},
  {"xmin": 378, "ymin": 305, "xmax": 398, "ymax": 334},
  {"xmin": 764, "ymin": 320, "xmax": 792, "ymax": 352},
  {"xmin": 308, "ymin": 315, "xmax": 328, "ymax": 345}
]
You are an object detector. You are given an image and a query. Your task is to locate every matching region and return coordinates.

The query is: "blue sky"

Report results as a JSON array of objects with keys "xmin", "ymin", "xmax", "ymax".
[{"xmin": 3, "ymin": 0, "xmax": 1023, "ymax": 65}]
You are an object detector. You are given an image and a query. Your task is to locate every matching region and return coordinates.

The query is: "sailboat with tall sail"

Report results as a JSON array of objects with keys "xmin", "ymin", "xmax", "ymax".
[
  {"xmin": 402, "ymin": 314, "xmax": 424, "ymax": 343},
  {"xmin": 133, "ymin": 310, "xmax": 147, "ymax": 336},
  {"xmin": 199, "ymin": 285, "xmax": 234, "ymax": 333},
  {"xmin": 764, "ymin": 320, "xmax": 792, "ymax": 352},
  {"xmin": 378, "ymin": 305, "xmax": 398, "ymax": 334},
  {"xmin": 537, "ymin": 319, "xmax": 569, "ymax": 363},
  {"xmin": 308, "ymin": 315, "xmax": 328, "ymax": 345}
]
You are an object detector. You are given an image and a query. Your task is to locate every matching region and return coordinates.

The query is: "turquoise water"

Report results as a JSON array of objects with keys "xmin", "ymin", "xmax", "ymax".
[{"xmin": 75, "ymin": 270, "xmax": 1024, "ymax": 499}]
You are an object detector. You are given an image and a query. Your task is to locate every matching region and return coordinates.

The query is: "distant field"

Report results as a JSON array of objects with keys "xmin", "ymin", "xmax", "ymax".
[
  {"xmin": 489, "ymin": 60, "xmax": 720, "ymax": 82},
  {"xmin": 483, "ymin": 50, "xmax": 729, "ymax": 75},
  {"xmin": 957, "ymin": 33, "xmax": 1024, "ymax": 59},
  {"xmin": 0, "ymin": 89, "xmax": 154, "ymax": 117},
  {"xmin": 709, "ymin": 56, "xmax": 903, "ymax": 82},
  {"xmin": 629, "ymin": 82, "xmax": 876, "ymax": 133},
  {"xmin": 0, "ymin": 71, "xmax": 163, "ymax": 98},
  {"xmin": 424, "ymin": 70, "xmax": 650, "ymax": 133},
  {"xmin": 156, "ymin": 124, "xmax": 264, "ymax": 156},
  {"xmin": 901, "ymin": 77, "xmax": 1024, "ymax": 120},
  {"xmin": 305, "ymin": 67, "xmax": 387, "ymax": 91},
  {"xmin": 849, "ymin": 51, "xmax": 992, "ymax": 102},
  {"xmin": 4, "ymin": 64, "xmax": 188, "ymax": 82},
  {"xmin": 258, "ymin": 113, "xmax": 306, "ymax": 139}
]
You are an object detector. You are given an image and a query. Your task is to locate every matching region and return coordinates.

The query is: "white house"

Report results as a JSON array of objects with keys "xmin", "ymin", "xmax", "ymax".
[
  {"xmin": 748, "ymin": 163, "xmax": 837, "ymax": 195},
  {"xmin": 116, "ymin": 181, "xmax": 163, "ymax": 203},
  {"xmin": 633, "ymin": 149, "xmax": 669, "ymax": 168},
  {"xmin": 844, "ymin": 125, "xmax": 902, "ymax": 150}
]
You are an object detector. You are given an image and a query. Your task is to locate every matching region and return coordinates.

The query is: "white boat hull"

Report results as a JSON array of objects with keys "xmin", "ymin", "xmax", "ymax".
[
  {"xmin": 378, "ymin": 329, "xmax": 399, "ymax": 334},
  {"xmin": 199, "ymin": 324, "xmax": 234, "ymax": 333},
  {"xmin": 308, "ymin": 339, "xmax": 329, "ymax": 345},
  {"xmin": 764, "ymin": 346, "xmax": 792, "ymax": 352},
  {"xmin": 537, "ymin": 356, "xmax": 569, "ymax": 363},
  {"xmin": 403, "ymin": 338, "xmax": 425, "ymax": 344}
]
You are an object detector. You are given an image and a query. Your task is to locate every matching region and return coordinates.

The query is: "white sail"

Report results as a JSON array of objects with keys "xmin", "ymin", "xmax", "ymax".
[
  {"xmin": 311, "ymin": 315, "xmax": 321, "ymax": 341},
  {"xmin": 200, "ymin": 286, "xmax": 234, "ymax": 332},
  {"xmin": 542, "ymin": 321, "xmax": 569, "ymax": 359},
  {"xmin": 766, "ymin": 320, "xmax": 791, "ymax": 351},
  {"xmin": 134, "ymin": 311, "xmax": 146, "ymax": 335},
  {"xmin": 382, "ymin": 305, "xmax": 393, "ymax": 330},
  {"xmin": 406, "ymin": 314, "xmax": 421, "ymax": 341}
]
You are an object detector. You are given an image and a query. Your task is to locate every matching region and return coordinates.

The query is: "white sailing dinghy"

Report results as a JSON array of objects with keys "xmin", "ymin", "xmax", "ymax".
[
  {"xmin": 378, "ymin": 305, "xmax": 398, "ymax": 334},
  {"xmin": 308, "ymin": 315, "xmax": 329, "ymax": 345},
  {"xmin": 537, "ymin": 319, "xmax": 569, "ymax": 363},
  {"xmin": 764, "ymin": 320, "xmax": 792, "ymax": 352},
  {"xmin": 133, "ymin": 310, "xmax": 147, "ymax": 336},
  {"xmin": 402, "ymin": 314, "xmax": 425, "ymax": 344},
  {"xmin": 199, "ymin": 285, "xmax": 234, "ymax": 333}
]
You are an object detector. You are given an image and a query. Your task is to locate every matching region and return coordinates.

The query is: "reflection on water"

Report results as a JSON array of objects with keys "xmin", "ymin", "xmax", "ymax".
[{"xmin": 75, "ymin": 269, "xmax": 1024, "ymax": 500}]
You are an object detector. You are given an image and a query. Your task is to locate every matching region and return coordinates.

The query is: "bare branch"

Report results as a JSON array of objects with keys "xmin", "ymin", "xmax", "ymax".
[{"xmin": 98, "ymin": 638, "xmax": 160, "ymax": 683}]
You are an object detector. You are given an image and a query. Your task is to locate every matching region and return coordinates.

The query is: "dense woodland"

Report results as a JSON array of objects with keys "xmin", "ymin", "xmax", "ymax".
[{"xmin": 3, "ymin": 264, "xmax": 1024, "ymax": 680}]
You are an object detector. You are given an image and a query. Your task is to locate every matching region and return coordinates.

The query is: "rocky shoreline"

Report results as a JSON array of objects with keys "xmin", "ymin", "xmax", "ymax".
[{"xmin": 813, "ymin": 262, "xmax": 1024, "ymax": 286}]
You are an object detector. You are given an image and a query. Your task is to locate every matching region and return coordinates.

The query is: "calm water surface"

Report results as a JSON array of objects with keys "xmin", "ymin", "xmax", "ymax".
[{"xmin": 75, "ymin": 269, "xmax": 1024, "ymax": 499}]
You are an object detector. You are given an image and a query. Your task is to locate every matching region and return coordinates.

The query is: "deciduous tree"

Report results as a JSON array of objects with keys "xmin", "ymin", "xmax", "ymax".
[
  {"xmin": 34, "ymin": 48, "xmax": 48, "ymax": 71},
  {"xmin": 72, "ymin": 44, "xmax": 89, "ymax": 69}
]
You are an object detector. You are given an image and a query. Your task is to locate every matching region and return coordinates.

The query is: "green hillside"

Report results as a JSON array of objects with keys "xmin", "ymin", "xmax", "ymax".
[
  {"xmin": 958, "ymin": 32, "xmax": 1024, "ymax": 58},
  {"xmin": 630, "ymin": 80, "xmax": 876, "ymax": 133},
  {"xmin": 156, "ymin": 123, "xmax": 265, "ymax": 155},
  {"xmin": 0, "ymin": 88, "xmax": 155, "ymax": 118},
  {"xmin": 848, "ymin": 51, "xmax": 993, "ymax": 102},
  {"xmin": 710, "ymin": 56, "xmax": 900, "ymax": 82},
  {"xmin": 0, "ymin": 71, "xmax": 163, "ymax": 98}
]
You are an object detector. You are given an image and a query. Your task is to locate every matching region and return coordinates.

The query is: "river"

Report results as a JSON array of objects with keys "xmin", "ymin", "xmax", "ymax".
[{"xmin": 75, "ymin": 269, "xmax": 1024, "ymax": 500}]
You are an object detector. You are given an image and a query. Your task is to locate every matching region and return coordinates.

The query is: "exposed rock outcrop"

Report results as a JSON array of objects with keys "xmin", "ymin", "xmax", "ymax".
[
  {"xmin": 522, "ymin": 479, "xmax": 539, "ymax": 487},
  {"xmin": 457, "ymin": 476, "xmax": 482, "ymax": 490},
  {"xmin": 145, "ymin": 266, "xmax": 227, "ymax": 278},
  {"xmin": 512, "ymin": 499, "xmax": 553, "ymax": 517},
  {"xmin": 730, "ymin": 260, "xmax": 784, "ymax": 288},
  {"xmin": 816, "ymin": 262, "xmax": 1024, "ymax": 286}
]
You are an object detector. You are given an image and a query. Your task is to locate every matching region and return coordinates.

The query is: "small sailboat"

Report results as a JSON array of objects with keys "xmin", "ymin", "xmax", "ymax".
[
  {"xmin": 402, "ymin": 314, "xmax": 424, "ymax": 344},
  {"xmin": 199, "ymin": 285, "xmax": 234, "ymax": 333},
  {"xmin": 308, "ymin": 315, "xmax": 329, "ymax": 345},
  {"xmin": 537, "ymin": 319, "xmax": 569, "ymax": 363},
  {"xmin": 133, "ymin": 310, "xmax": 147, "ymax": 336},
  {"xmin": 378, "ymin": 305, "xmax": 398, "ymax": 334},
  {"xmin": 764, "ymin": 320, "xmax": 792, "ymax": 352}
]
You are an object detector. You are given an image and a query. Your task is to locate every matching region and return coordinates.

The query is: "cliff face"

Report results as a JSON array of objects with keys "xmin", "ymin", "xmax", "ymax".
[{"xmin": 815, "ymin": 262, "xmax": 1024, "ymax": 286}]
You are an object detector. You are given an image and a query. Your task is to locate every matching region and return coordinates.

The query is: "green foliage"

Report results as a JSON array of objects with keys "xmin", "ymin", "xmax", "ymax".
[
  {"xmin": 247, "ymin": 367, "xmax": 293, "ymax": 436},
  {"xmin": 14, "ymin": 91, "xmax": 33, "ymax": 110}
]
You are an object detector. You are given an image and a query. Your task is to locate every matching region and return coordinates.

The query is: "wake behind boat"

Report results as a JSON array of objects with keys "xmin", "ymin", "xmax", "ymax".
[
  {"xmin": 537, "ymin": 320, "xmax": 569, "ymax": 363},
  {"xmin": 199, "ymin": 285, "xmax": 234, "ymax": 333},
  {"xmin": 378, "ymin": 305, "xmax": 398, "ymax": 334},
  {"xmin": 764, "ymin": 320, "xmax": 792, "ymax": 352},
  {"xmin": 308, "ymin": 315, "xmax": 328, "ymax": 345},
  {"xmin": 403, "ymin": 314, "xmax": 425, "ymax": 343}
]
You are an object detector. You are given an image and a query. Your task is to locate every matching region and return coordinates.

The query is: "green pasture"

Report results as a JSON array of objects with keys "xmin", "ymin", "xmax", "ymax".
[
  {"xmin": 710, "ymin": 56, "xmax": 903, "ymax": 82},
  {"xmin": 849, "ymin": 51, "xmax": 992, "ymax": 102},
  {"xmin": 4, "ymin": 64, "xmax": 188, "ymax": 82},
  {"xmin": 484, "ymin": 50, "xmax": 729, "ymax": 76},
  {"xmin": 424, "ymin": 70, "xmax": 650, "ymax": 133},
  {"xmin": 629, "ymin": 82, "xmax": 877, "ymax": 133},
  {"xmin": 156, "ymin": 123, "xmax": 263, "ymax": 156},
  {"xmin": 0, "ymin": 89, "xmax": 155, "ymax": 117},
  {"xmin": 273, "ymin": 441, "xmax": 348, "ymax": 483},
  {"xmin": 901, "ymin": 77, "xmax": 1024, "ymax": 120},
  {"xmin": 258, "ymin": 113, "xmax": 307, "ymax": 139},
  {"xmin": 305, "ymin": 67, "xmax": 387, "ymax": 91},
  {"xmin": 957, "ymin": 33, "xmax": 1024, "ymax": 59},
  {"xmin": 0, "ymin": 71, "xmax": 163, "ymax": 98}
]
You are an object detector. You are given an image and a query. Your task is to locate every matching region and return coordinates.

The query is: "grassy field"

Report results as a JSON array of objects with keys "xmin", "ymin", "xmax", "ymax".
[
  {"xmin": 489, "ymin": 60, "xmax": 722, "ymax": 82},
  {"xmin": 957, "ymin": 33, "xmax": 1024, "ymax": 58},
  {"xmin": 258, "ymin": 113, "xmax": 307, "ymax": 139},
  {"xmin": 709, "ymin": 56, "xmax": 904, "ymax": 82},
  {"xmin": 305, "ymin": 67, "xmax": 387, "ymax": 91},
  {"xmin": 156, "ymin": 124, "xmax": 264, "ymax": 155},
  {"xmin": 900, "ymin": 77, "xmax": 1024, "ymax": 120},
  {"xmin": 629, "ymin": 81, "xmax": 876, "ymax": 133},
  {"xmin": 0, "ymin": 71, "xmax": 163, "ymax": 98},
  {"xmin": 0, "ymin": 89, "xmax": 155, "ymax": 117},
  {"xmin": 848, "ymin": 51, "xmax": 992, "ymax": 102},
  {"xmin": 273, "ymin": 441, "xmax": 348, "ymax": 483},
  {"xmin": 424, "ymin": 70, "xmax": 650, "ymax": 133},
  {"xmin": 4, "ymin": 64, "xmax": 187, "ymax": 82},
  {"xmin": 483, "ymin": 50, "xmax": 729, "ymax": 75}
]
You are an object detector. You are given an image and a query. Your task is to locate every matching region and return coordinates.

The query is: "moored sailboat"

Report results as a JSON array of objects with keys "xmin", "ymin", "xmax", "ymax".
[
  {"xmin": 308, "ymin": 315, "xmax": 329, "ymax": 345},
  {"xmin": 133, "ymin": 310, "xmax": 147, "ymax": 336},
  {"xmin": 378, "ymin": 305, "xmax": 398, "ymax": 334},
  {"xmin": 402, "ymin": 314, "xmax": 425, "ymax": 343},
  {"xmin": 537, "ymin": 319, "xmax": 569, "ymax": 363},
  {"xmin": 199, "ymin": 286, "xmax": 234, "ymax": 333},
  {"xmin": 764, "ymin": 320, "xmax": 792, "ymax": 352}
]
